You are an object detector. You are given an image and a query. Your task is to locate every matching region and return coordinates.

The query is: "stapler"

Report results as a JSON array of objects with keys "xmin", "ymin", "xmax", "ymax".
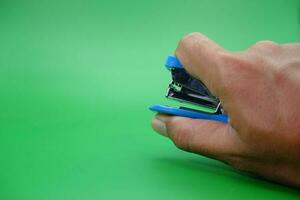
[{"xmin": 149, "ymin": 55, "xmax": 228, "ymax": 123}]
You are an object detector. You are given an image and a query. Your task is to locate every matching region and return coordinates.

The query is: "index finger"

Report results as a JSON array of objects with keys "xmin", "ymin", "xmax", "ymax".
[{"xmin": 175, "ymin": 32, "xmax": 230, "ymax": 98}]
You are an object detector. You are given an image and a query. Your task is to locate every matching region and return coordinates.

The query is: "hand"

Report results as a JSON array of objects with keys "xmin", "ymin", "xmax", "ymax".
[{"xmin": 151, "ymin": 33, "xmax": 300, "ymax": 187}]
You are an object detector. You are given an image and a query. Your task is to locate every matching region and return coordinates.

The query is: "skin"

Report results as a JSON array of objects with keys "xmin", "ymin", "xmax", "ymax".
[{"xmin": 151, "ymin": 32, "xmax": 300, "ymax": 188}]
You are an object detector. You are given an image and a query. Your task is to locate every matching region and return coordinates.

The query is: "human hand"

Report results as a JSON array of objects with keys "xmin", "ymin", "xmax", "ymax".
[{"xmin": 151, "ymin": 33, "xmax": 300, "ymax": 187}]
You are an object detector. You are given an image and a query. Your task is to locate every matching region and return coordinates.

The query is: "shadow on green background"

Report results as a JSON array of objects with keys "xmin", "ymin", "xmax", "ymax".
[{"xmin": 0, "ymin": 0, "xmax": 299, "ymax": 199}]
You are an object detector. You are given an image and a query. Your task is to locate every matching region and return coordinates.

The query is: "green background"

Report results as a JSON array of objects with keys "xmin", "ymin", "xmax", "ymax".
[{"xmin": 1, "ymin": 0, "xmax": 300, "ymax": 199}]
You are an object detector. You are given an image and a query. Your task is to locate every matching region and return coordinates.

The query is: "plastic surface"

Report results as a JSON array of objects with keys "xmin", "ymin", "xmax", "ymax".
[
  {"xmin": 149, "ymin": 104, "xmax": 228, "ymax": 123},
  {"xmin": 165, "ymin": 55, "xmax": 183, "ymax": 70}
]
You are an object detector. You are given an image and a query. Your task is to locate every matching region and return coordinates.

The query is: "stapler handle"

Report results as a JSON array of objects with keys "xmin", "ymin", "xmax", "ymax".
[{"xmin": 165, "ymin": 55, "xmax": 183, "ymax": 70}]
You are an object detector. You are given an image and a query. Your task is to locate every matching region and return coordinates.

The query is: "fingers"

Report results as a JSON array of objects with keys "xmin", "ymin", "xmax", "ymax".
[
  {"xmin": 152, "ymin": 114, "xmax": 246, "ymax": 160},
  {"xmin": 175, "ymin": 32, "xmax": 230, "ymax": 98}
]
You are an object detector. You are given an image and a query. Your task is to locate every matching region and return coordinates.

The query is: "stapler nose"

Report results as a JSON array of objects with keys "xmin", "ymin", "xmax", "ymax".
[{"xmin": 165, "ymin": 55, "xmax": 223, "ymax": 114}]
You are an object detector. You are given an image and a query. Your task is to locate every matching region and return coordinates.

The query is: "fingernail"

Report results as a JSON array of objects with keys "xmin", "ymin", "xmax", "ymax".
[{"xmin": 152, "ymin": 115, "xmax": 168, "ymax": 137}]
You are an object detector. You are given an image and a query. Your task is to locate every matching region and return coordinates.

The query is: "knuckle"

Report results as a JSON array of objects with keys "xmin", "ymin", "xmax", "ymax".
[
  {"xmin": 183, "ymin": 32, "xmax": 202, "ymax": 41},
  {"xmin": 166, "ymin": 118, "xmax": 192, "ymax": 151},
  {"xmin": 172, "ymin": 133, "xmax": 191, "ymax": 151},
  {"xmin": 178, "ymin": 32, "xmax": 203, "ymax": 49},
  {"xmin": 251, "ymin": 40, "xmax": 280, "ymax": 51}
]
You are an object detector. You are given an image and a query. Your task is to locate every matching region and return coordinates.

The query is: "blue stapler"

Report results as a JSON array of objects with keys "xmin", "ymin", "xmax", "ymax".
[{"xmin": 149, "ymin": 55, "xmax": 228, "ymax": 123}]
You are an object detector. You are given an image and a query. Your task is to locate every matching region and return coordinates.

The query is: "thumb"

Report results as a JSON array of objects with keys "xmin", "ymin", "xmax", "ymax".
[{"xmin": 152, "ymin": 114, "xmax": 246, "ymax": 160}]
